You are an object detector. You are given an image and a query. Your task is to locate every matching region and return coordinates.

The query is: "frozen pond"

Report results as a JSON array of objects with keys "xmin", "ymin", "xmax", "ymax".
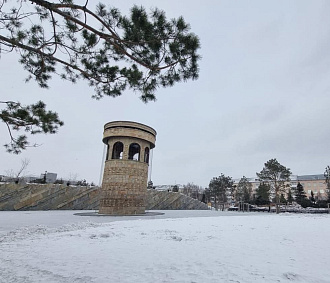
[
  {"xmin": 0, "ymin": 210, "xmax": 329, "ymax": 283},
  {"xmin": 0, "ymin": 209, "xmax": 259, "ymax": 232}
]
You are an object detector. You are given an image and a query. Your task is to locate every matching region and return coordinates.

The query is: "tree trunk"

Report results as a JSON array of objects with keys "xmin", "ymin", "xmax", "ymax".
[
  {"xmin": 214, "ymin": 194, "xmax": 218, "ymax": 211},
  {"xmin": 276, "ymin": 194, "xmax": 280, "ymax": 214}
]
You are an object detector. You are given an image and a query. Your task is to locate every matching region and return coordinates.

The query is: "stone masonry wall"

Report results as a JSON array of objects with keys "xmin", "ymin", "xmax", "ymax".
[
  {"xmin": 0, "ymin": 184, "xmax": 208, "ymax": 211},
  {"xmin": 99, "ymin": 160, "xmax": 148, "ymax": 215},
  {"xmin": 146, "ymin": 190, "xmax": 208, "ymax": 210},
  {"xmin": 0, "ymin": 183, "xmax": 99, "ymax": 211}
]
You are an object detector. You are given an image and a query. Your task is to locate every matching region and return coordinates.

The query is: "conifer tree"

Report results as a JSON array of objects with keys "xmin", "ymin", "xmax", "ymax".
[
  {"xmin": 280, "ymin": 193, "xmax": 287, "ymax": 204},
  {"xmin": 0, "ymin": 0, "xmax": 200, "ymax": 153},
  {"xmin": 324, "ymin": 166, "xmax": 330, "ymax": 202},
  {"xmin": 287, "ymin": 188, "xmax": 293, "ymax": 204},
  {"xmin": 295, "ymin": 182, "xmax": 307, "ymax": 204},
  {"xmin": 255, "ymin": 182, "xmax": 270, "ymax": 205},
  {"xmin": 209, "ymin": 174, "xmax": 233, "ymax": 210},
  {"xmin": 257, "ymin": 158, "xmax": 291, "ymax": 213},
  {"xmin": 310, "ymin": 190, "xmax": 315, "ymax": 204},
  {"xmin": 235, "ymin": 176, "xmax": 252, "ymax": 203}
]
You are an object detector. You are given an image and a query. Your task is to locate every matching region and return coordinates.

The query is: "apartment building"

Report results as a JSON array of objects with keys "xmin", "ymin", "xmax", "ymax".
[
  {"xmin": 233, "ymin": 174, "xmax": 328, "ymax": 201},
  {"xmin": 297, "ymin": 174, "xmax": 327, "ymax": 200}
]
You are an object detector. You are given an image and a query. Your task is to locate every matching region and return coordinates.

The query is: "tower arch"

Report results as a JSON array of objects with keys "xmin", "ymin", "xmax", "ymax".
[
  {"xmin": 112, "ymin": 141, "xmax": 124, "ymax": 159},
  {"xmin": 128, "ymin": 143, "xmax": 140, "ymax": 161}
]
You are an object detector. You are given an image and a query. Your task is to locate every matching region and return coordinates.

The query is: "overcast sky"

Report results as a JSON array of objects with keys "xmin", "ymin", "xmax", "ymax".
[{"xmin": 1, "ymin": 0, "xmax": 330, "ymax": 187}]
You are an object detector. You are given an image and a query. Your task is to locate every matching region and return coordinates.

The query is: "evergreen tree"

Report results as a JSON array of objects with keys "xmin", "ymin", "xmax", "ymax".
[
  {"xmin": 0, "ymin": 101, "xmax": 64, "ymax": 154},
  {"xmin": 287, "ymin": 189, "xmax": 293, "ymax": 204},
  {"xmin": 204, "ymin": 188, "xmax": 211, "ymax": 204},
  {"xmin": 310, "ymin": 190, "xmax": 315, "ymax": 204},
  {"xmin": 295, "ymin": 182, "xmax": 307, "ymax": 205},
  {"xmin": 0, "ymin": 1, "xmax": 200, "ymax": 153},
  {"xmin": 172, "ymin": 185, "xmax": 179, "ymax": 192},
  {"xmin": 235, "ymin": 176, "xmax": 252, "ymax": 203},
  {"xmin": 209, "ymin": 174, "xmax": 233, "ymax": 210},
  {"xmin": 257, "ymin": 158, "xmax": 291, "ymax": 213},
  {"xmin": 255, "ymin": 182, "xmax": 270, "ymax": 205},
  {"xmin": 280, "ymin": 193, "xmax": 287, "ymax": 204},
  {"xmin": 324, "ymin": 166, "xmax": 330, "ymax": 202}
]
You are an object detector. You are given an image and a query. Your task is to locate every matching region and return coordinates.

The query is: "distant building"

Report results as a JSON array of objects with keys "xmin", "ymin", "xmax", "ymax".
[
  {"xmin": 233, "ymin": 174, "xmax": 328, "ymax": 201},
  {"xmin": 24, "ymin": 176, "xmax": 39, "ymax": 183},
  {"xmin": 153, "ymin": 184, "xmax": 184, "ymax": 192},
  {"xmin": 40, "ymin": 172, "xmax": 57, "ymax": 184},
  {"xmin": 297, "ymin": 174, "xmax": 327, "ymax": 200}
]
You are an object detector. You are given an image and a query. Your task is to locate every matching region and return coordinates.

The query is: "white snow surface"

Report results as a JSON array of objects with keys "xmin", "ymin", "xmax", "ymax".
[{"xmin": 0, "ymin": 210, "xmax": 329, "ymax": 283}]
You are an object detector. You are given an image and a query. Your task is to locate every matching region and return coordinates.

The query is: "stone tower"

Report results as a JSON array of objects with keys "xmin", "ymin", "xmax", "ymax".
[{"xmin": 99, "ymin": 121, "xmax": 156, "ymax": 215}]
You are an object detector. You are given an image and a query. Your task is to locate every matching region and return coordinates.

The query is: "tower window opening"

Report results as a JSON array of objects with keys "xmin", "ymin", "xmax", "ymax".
[
  {"xmin": 144, "ymin": 147, "xmax": 150, "ymax": 164},
  {"xmin": 128, "ymin": 143, "xmax": 140, "ymax": 161},
  {"xmin": 106, "ymin": 144, "xmax": 110, "ymax": 160},
  {"xmin": 112, "ymin": 142, "xmax": 124, "ymax": 159}
]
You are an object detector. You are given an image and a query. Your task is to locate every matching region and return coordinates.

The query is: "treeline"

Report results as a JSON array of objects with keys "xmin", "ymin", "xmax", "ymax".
[{"xmin": 202, "ymin": 159, "xmax": 330, "ymax": 213}]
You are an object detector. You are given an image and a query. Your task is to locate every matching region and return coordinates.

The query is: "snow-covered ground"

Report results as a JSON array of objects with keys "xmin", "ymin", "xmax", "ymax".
[{"xmin": 0, "ymin": 210, "xmax": 329, "ymax": 283}]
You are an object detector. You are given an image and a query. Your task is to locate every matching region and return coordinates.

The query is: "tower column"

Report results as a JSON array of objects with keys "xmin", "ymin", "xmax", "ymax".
[{"xmin": 99, "ymin": 121, "xmax": 156, "ymax": 215}]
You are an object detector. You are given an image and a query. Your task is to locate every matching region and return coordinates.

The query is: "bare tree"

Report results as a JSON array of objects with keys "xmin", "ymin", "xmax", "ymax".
[
  {"xmin": 5, "ymin": 158, "xmax": 30, "ymax": 183},
  {"xmin": 182, "ymin": 182, "xmax": 203, "ymax": 200},
  {"xmin": 67, "ymin": 172, "xmax": 78, "ymax": 185}
]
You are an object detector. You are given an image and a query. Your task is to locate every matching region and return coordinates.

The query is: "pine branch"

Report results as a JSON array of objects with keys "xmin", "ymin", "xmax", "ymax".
[
  {"xmin": 0, "ymin": 0, "xmax": 200, "ymax": 153},
  {"xmin": 0, "ymin": 101, "xmax": 63, "ymax": 154}
]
